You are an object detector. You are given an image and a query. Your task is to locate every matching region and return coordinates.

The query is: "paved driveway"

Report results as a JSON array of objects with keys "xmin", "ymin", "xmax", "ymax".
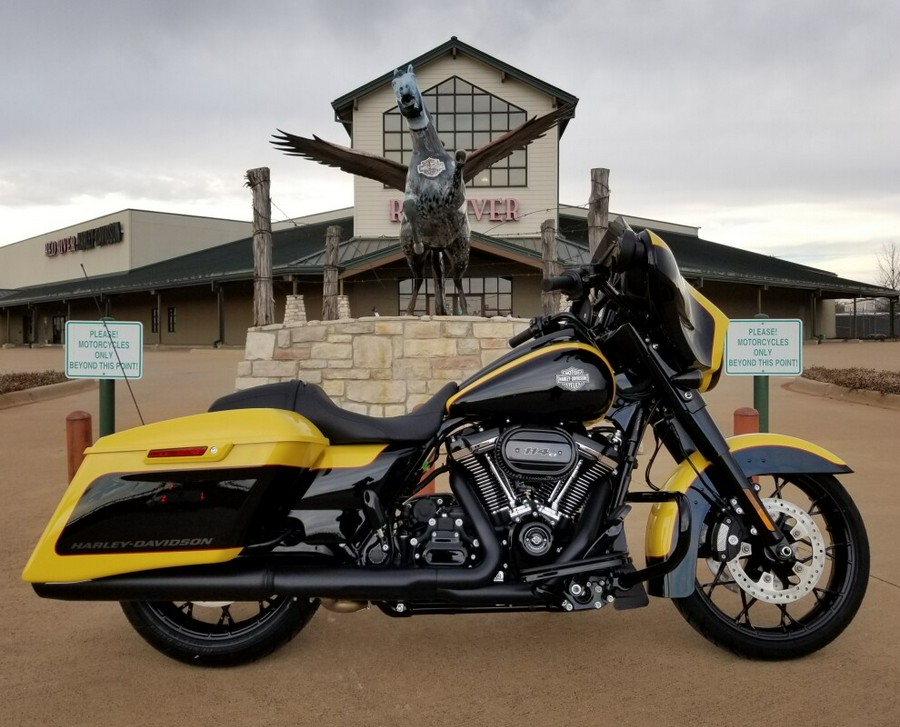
[{"xmin": 1, "ymin": 342, "xmax": 898, "ymax": 726}]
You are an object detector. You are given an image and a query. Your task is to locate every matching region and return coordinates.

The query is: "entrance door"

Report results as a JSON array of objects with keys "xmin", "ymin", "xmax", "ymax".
[{"xmin": 52, "ymin": 315, "xmax": 66, "ymax": 344}]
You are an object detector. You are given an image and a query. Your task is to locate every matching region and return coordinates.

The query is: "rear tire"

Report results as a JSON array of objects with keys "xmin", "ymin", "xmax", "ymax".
[
  {"xmin": 121, "ymin": 596, "xmax": 318, "ymax": 667},
  {"xmin": 673, "ymin": 473, "xmax": 868, "ymax": 660}
]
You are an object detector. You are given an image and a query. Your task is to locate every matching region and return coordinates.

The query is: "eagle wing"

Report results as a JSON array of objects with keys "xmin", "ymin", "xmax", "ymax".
[
  {"xmin": 271, "ymin": 130, "xmax": 409, "ymax": 191},
  {"xmin": 463, "ymin": 105, "xmax": 574, "ymax": 182}
]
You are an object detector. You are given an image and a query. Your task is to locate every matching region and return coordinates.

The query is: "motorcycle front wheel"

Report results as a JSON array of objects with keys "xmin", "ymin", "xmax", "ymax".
[
  {"xmin": 120, "ymin": 595, "xmax": 318, "ymax": 667},
  {"xmin": 673, "ymin": 473, "xmax": 869, "ymax": 660}
]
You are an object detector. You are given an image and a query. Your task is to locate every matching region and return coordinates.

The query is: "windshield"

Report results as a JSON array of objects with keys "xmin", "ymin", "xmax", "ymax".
[{"xmin": 642, "ymin": 230, "xmax": 728, "ymax": 392}]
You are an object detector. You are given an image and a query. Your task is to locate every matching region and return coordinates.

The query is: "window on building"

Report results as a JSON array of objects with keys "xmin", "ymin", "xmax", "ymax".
[
  {"xmin": 167, "ymin": 307, "xmax": 176, "ymax": 333},
  {"xmin": 399, "ymin": 276, "xmax": 512, "ymax": 316},
  {"xmin": 384, "ymin": 77, "xmax": 528, "ymax": 188},
  {"xmin": 151, "ymin": 307, "xmax": 159, "ymax": 334}
]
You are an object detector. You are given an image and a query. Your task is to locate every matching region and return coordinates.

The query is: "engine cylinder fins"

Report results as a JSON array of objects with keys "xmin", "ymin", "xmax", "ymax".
[
  {"xmin": 451, "ymin": 448, "xmax": 507, "ymax": 516},
  {"xmin": 555, "ymin": 459, "xmax": 612, "ymax": 518}
]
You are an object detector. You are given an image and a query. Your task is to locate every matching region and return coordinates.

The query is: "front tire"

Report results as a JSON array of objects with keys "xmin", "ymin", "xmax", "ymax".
[
  {"xmin": 674, "ymin": 473, "xmax": 869, "ymax": 660},
  {"xmin": 121, "ymin": 596, "xmax": 318, "ymax": 667}
]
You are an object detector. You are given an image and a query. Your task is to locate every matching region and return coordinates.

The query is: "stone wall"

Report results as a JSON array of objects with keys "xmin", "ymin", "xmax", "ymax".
[{"xmin": 237, "ymin": 315, "xmax": 530, "ymax": 415}]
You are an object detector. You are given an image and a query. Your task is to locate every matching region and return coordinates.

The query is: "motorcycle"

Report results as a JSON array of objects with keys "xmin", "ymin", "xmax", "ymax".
[{"xmin": 23, "ymin": 220, "xmax": 869, "ymax": 666}]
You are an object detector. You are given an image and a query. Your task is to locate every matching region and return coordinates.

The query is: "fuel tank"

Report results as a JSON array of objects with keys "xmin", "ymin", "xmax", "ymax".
[{"xmin": 446, "ymin": 341, "xmax": 615, "ymax": 422}]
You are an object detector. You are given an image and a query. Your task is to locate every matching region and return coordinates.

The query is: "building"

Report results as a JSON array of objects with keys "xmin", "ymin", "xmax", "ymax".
[{"xmin": 1, "ymin": 37, "xmax": 895, "ymax": 346}]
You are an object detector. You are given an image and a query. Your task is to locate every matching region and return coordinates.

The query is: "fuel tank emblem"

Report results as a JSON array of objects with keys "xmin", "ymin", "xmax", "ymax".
[{"xmin": 556, "ymin": 366, "xmax": 589, "ymax": 391}]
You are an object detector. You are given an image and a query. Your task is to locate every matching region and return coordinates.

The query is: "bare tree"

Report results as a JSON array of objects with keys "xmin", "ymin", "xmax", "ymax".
[{"xmin": 876, "ymin": 241, "xmax": 900, "ymax": 291}]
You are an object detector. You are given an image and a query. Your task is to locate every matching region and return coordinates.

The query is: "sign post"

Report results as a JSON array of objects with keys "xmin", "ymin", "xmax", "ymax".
[
  {"xmin": 65, "ymin": 320, "xmax": 143, "ymax": 436},
  {"xmin": 725, "ymin": 317, "xmax": 802, "ymax": 432}
]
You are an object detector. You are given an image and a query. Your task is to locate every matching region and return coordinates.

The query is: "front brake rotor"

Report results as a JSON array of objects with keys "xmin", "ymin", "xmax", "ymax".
[{"xmin": 706, "ymin": 498, "xmax": 827, "ymax": 604}]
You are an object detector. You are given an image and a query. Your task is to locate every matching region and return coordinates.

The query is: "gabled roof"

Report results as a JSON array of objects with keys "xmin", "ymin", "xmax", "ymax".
[{"xmin": 331, "ymin": 36, "xmax": 579, "ymax": 137}]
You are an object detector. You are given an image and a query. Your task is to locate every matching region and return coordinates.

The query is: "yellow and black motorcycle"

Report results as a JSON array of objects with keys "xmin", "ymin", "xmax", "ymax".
[{"xmin": 23, "ymin": 222, "xmax": 869, "ymax": 666}]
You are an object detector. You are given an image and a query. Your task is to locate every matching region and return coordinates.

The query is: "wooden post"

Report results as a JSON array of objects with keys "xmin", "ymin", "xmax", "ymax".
[
  {"xmin": 541, "ymin": 219, "xmax": 560, "ymax": 314},
  {"xmin": 891, "ymin": 298, "xmax": 897, "ymax": 338},
  {"xmin": 245, "ymin": 167, "xmax": 275, "ymax": 327},
  {"xmin": 588, "ymin": 168, "xmax": 610, "ymax": 260},
  {"xmin": 322, "ymin": 225, "xmax": 342, "ymax": 321},
  {"xmin": 733, "ymin": 407, "xmax": 759, "ymax": 435}
]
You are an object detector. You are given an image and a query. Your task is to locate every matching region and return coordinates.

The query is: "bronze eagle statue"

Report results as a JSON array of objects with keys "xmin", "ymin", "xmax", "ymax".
[{"xmin": 273, "ymin": 65, "xmax": 571, "ymax": 316}]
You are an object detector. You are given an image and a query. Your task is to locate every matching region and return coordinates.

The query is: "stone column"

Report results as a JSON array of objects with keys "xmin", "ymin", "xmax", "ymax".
[
  {"xmin": 284, "ymin": 295, "xmax": 307, "ymax": 325},
  {"xmin": 337, "ymin": 295, "xmax": 352, "ymax": 320}
]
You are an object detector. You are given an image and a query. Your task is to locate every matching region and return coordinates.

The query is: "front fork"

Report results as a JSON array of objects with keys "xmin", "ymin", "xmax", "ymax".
[{"xmin": 658, "ymin": 391, "xmax": 794, "ymax": 562}]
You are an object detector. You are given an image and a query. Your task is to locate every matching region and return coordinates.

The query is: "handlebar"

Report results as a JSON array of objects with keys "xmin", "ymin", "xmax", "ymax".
[
  {"xmin": 541, "ymin": 270, "xmax": 583, "ymax": 295},
  {"xmin": 507, "ymin": 326, "xmax": 535, "ymax": 348}
]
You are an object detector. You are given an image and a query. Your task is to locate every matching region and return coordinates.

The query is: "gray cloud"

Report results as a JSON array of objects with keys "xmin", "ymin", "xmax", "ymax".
[{"xmin": 1, "ymin": 0, "xmax": 897, "ymax": 282}]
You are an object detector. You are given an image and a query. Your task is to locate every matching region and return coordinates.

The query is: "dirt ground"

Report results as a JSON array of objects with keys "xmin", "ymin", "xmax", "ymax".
[{"xmin": 1, "ymin": 341, "xmax": 898, "ymax": 727}]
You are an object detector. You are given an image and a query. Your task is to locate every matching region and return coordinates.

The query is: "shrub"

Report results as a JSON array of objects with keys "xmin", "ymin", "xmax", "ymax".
[
  {"xmin": 803, "ymin": 366, "xmax": 900, "ymax": 396},
  {"xmin": 0, "ymin": 370, "xmax": 68, "ymax": 395}
]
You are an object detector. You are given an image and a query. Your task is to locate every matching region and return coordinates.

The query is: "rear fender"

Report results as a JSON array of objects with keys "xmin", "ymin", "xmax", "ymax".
[{"xmin": 644, "ymin": 433, "xmax": 851, "ymax": 598}]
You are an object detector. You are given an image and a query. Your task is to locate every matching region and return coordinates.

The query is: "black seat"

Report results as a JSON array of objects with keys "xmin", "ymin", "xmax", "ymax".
[{"xmin": 209, "ymin": 380, "xmax": 459, "ymax": 445}]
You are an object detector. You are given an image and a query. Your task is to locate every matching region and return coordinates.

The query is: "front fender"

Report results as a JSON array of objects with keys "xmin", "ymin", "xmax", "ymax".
[{"xmin": 644, "ymin": 433, "xmax": 851, "ymax": 598}]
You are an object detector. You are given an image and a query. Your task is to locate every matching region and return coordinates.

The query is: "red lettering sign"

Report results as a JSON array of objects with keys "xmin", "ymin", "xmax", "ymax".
[{"xmin": 389, "ymin": 199, "xmax": 520, "ymax": 223}]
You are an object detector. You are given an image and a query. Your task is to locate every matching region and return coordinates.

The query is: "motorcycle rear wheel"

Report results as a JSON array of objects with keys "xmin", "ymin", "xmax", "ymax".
[
  {"xmin": 120, "ymin": 595, "xmax": 318, "ymax": 667},
  {"xmin": 673, "ymin": 473, "xmax": 869, "ymax": 660}
]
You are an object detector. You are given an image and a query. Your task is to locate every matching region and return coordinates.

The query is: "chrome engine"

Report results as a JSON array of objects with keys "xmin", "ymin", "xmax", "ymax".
[
  {"xmin": 449, "ymin": 426, "xmax": 620, "ymax": 524},
  {"xmin": 440, "ymin": 425, "xmax": 621, "ymax": 566}
]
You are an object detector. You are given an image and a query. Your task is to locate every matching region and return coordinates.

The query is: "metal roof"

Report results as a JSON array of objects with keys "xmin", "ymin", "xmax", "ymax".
[
  {"xmin": 557, "ymin": 220, "xmax": 896, "ymax": 299},
  {"xmin": 1, "ymin": 212, "xmax": 894, "ymax": 307},
  {"xmin": 0, "ymin": 217, "xmax": 352, "ymax": 306}
]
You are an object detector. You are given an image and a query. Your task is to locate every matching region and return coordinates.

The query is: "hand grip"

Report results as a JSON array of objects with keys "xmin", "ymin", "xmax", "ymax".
[
  {"xmin": 541, "ymin": 272, "xmax": 580, "ymax": 294},
  {"xmin": 508, "ymin": 327, "xmax": 535, "ymax": 347}
]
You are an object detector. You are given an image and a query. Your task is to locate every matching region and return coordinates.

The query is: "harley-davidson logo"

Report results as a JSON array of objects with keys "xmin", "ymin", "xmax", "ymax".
[
  {"xmin": 67, "ymin": 537, "xmax": 215, "ymax": 550},
  {"xmin": 556, "ymin": 366, "xmax": 590, "ymax": 391},
  {"xmin": 417, "ymin": 157, "xmax": 446, "ymax": 178}
]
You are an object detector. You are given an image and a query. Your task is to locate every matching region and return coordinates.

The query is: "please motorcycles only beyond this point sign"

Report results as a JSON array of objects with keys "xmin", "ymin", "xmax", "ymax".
[
  {"xmin": 65, "ymin": 320, "xmax": 143, "ymax": 380},
  {"xmin": 725, "ymin": 319, "xmax": 802, "ymax": 376}
]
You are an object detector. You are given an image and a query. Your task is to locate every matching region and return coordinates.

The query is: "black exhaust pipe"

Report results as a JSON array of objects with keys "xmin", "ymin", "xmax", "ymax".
[{"xmin": 33, "ymin": 466, "xmax": 503, "ymax": 602}]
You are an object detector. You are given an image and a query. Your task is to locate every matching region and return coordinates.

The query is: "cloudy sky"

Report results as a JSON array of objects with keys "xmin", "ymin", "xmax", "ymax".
[{"xmin": 1, "ymin": 0, "xmax": 897, "ymax": 284}]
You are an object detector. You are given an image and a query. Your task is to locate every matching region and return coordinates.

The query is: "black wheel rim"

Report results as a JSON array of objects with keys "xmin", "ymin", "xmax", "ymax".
[
  {"xmin": 695, "ymin": 474, "xmax": 863, "ymax": 640},
  {"xmin": 145, "ymin": 596, "xmax": 289, "ymax": 642}
]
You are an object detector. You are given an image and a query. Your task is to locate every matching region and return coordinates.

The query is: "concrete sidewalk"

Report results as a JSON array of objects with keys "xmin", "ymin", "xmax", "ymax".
[{"xmin": 1, "ymin": 341, "xmax": 898, "ymax": 726}]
